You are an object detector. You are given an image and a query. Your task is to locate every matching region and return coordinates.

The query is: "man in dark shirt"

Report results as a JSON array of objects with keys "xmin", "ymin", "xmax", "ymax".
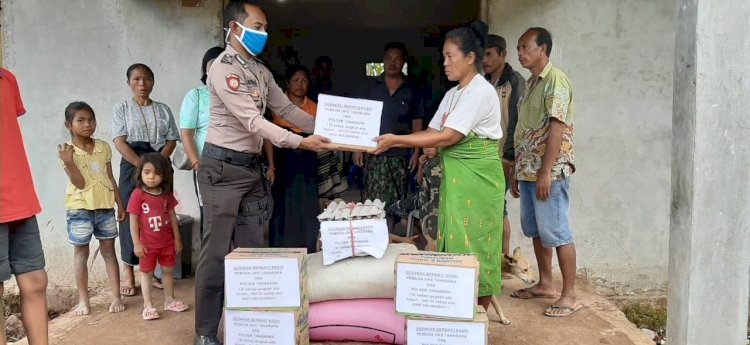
[
  {"xmin": 353, "ymin": 42, "xmax": 422, "ymax": 224},
  {"xmin": 483, "ymin": 34, "xmax": 526, "ymax": 257}
]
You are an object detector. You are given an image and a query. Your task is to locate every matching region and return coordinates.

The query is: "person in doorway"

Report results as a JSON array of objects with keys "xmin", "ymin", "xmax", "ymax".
[
  {"xmin": 58, "ymin": 102, "xmax": 126, "ymax": 315},
  {"xmin": 194, "ymin": 1, "xmax": 329, "ymax": 344},
  {"xmin": 112, "ymin": 63, "xmax": 180, "ymax": 297},
  {"xmin": 308, "ymin": 55, "xmax": 334, "ymax": 103},
  {"xmin": 483, "ymin": 34, "xmax": 525, "ymax": 258},
  {"xmin": 179, "ymin": 46, "xmax": 224, "ymax": 242},
  {"xmin": 353, "ymin": 42, "xmax": 423, "ymax": 228},
  {"xmin": 509, "ymin": 27, "xmax": 580, "ymax": 317},
  {"xmin": 269, "ymin": 65, "xmax": 320, "ymax": 253},
  {"xmin": 0, "ymin": 67, "xmax": 49, "ymax": 345},
  {"xmin": 373, "ymin": 21, "xmax": 504, "ymax": 312}
]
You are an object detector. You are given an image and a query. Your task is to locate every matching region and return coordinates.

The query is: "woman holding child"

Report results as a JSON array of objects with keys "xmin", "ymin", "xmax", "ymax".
[
  {"xmin": 112, "ymin": 63, "xmax": 180, "ymax": 297},
  {"xmin": 374, "ymin": 21, "xmax": 504, "ymax": 310}
]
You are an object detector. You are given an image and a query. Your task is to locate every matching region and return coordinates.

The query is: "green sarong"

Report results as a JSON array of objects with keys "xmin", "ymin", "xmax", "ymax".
[{"xmin": 438, "ymin": 132, "xmax": 505, "ymax": 297}]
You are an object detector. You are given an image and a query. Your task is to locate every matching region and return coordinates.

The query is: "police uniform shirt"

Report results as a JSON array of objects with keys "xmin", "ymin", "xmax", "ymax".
[{"xmin": 205, "ymin": 45, "xmax": 315, "ymax": 153}]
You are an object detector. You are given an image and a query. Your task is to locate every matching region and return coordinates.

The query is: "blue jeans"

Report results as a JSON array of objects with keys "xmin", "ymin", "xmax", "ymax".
[
  {"xmin": 65, "ymin": 209, "xmax": 118, "ymax": 246},
  {"xmin": 519, "ymin": 179, "xmax": 573, "ymax": 248}
]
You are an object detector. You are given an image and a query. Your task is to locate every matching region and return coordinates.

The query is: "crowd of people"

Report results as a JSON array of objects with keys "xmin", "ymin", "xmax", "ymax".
[{"xmin": 0, "ymin": 0, "xmax": 578, "ymax": 344}]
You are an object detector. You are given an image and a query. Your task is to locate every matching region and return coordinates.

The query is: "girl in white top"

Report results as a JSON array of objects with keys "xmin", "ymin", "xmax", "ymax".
[{"xmin": 374, "ymin": 21, "xmax": 504, "ymax": 312}]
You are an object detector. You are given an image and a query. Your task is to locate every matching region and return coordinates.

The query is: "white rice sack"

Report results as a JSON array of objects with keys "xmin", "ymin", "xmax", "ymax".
[{"xmin": 308, "ymin": 243, "xmax": 418, "ymax": 303}]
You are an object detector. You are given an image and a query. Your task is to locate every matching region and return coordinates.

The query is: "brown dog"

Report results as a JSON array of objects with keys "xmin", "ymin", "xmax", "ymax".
[
  {"xmin": 489, "ymin": 247, "xmax": 535, "ymax": 325},
  {"xmin": 502, "ymin": 247, "xmax": 535, "ymax": 284}
]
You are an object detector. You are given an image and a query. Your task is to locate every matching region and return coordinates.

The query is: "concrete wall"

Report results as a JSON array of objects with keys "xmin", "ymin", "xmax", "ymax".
[
  {"xmin": 2, "ymin": 0, "xmax": 223, "ymax": 285},
  {"xmin": 2, "ymin": 0, "xmax": 677, "ymax": 291},
  {"xmin": 488, "ymin": 0, "xmax": 675, "ymax": 291}
]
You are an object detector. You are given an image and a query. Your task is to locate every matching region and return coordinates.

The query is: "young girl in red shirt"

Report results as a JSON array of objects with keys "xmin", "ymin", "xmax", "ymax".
[{"xmin": 127, "ymin": 153, "xmax": 188, "ymax": 320}]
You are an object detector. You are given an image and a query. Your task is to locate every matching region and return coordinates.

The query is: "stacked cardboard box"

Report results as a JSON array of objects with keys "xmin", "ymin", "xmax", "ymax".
[
  {"xmin": 224, "ymin": 248, "xmax": 309, "ymax": 345},
  {"xmin": 395, "ymin": 252, "xmax": 489, "ymax": 345},
  {"xmin": 405, "ymin": 306, "xmax": 489, "ymax": 345}
]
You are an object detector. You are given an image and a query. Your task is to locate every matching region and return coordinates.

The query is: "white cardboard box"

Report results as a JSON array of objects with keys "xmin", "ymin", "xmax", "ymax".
[
  {"xmin": 395, "ymin": 252, "xmax": 479, "ymax": 320},
  {"xmin": 224, "ymin": 308, "xmax": 309, "ymax": 345},
  {"xmin": 224, "ymin": 248, "xmax": 307, "ymax": 309},
  {"xmin": 406, "ymin": 306, "xmax": 489, "ymax": 345}
]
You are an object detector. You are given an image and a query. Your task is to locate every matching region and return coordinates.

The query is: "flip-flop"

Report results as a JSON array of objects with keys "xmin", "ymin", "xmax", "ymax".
[
  {"xmin": 544, "ymin": 304, "xmax": 584, "ymax": 317},
  {"xmin": 165, "ymin": 300, "xmax": 189, "ymax": 312},
  {"xmin": 142, "ymin": 307, "xmax": 160, "ymax": 320},
  {"xmin": 510, "ymin": 288, "xmax": 558, "ymax": 299},
  {"xmin": 120, "ymin": 285, "xmax": 136, "ymax": 297},
  {"xmin": 152, "ymin": 277, "xmax": 164, "ymax": 289}
]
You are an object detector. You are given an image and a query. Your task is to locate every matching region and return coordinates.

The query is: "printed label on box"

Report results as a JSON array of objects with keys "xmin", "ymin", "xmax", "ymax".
[
  {"xmin": 225, "ymin": 258, "xmax": 301, "ymax": 308},
  {"xmin": 396, "ymin": 263, "xmax": 476, "ymax": 319},
  {"xmin": 320, "ymin": 219, "xmax": 389, "ymax": 265},
  {"xmin": 225, "ymin": 310, "xmax": 296, "ymax": 345},
  {"xmin": 407, "ymin": 319, "xmax": 486, "ymax": 345}
]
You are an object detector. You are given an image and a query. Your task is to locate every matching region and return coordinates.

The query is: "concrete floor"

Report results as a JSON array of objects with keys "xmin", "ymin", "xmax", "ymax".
[{"xmin": 11, "ymin": 275, "xmax": 653, "ymax": 345}]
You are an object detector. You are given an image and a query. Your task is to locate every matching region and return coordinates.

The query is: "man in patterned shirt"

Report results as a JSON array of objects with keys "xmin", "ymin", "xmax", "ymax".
[{"xmin": 509, "ymin": 27, "xmax": 580, "ymax": 318}]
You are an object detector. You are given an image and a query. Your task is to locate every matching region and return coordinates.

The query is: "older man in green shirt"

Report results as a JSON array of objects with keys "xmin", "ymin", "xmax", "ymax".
[{"xmin": 509, "ymin": 27, "xmax": 580, "ymax": 318}]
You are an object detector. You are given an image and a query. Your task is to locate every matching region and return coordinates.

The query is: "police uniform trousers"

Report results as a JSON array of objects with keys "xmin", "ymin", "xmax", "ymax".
[{"xmin": 194, "ymin": 143, "xmax": 272, "ymax": 336}]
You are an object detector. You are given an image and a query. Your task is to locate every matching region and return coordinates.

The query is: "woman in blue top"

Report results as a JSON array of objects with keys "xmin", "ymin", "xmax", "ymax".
[{"xmin": 178, "ymin": 46, "xmax": 223, "ymax": 241}]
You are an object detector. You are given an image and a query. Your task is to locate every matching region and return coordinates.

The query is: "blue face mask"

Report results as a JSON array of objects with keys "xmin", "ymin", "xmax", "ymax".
[{"xmin": 233, "ymin": 22, "xmax": 268, "ymax": 56}]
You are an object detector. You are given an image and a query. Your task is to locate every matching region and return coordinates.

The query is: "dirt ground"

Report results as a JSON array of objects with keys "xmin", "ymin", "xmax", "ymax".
[{"xmin": 10, "ymin": 275, "xmax": 652, "ymax": 345}]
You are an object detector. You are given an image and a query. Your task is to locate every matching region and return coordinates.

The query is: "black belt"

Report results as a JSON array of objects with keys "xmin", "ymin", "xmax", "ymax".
[{"xmin": 202, "ymin": 143, "xmax": 261, "ymax": 168}]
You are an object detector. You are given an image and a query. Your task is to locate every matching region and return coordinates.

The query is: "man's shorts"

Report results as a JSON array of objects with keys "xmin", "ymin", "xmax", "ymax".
[
  {"xmin": 139, "ymin": 244, "xmax": 176, "ymax": 273},
  {"xmin": 0, "ymin": 216, "xmax": 46, "ymax": 281},
  {"xmin": 65, "ymin": 209, "xmax": 118, "ymax": 246},
  {"xmin": 519, "ymin": 179, "xmax": 573, "ymax": 248}
]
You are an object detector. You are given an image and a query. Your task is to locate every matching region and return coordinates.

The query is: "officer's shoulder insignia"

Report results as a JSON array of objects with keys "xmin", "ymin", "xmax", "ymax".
[
  {"xmin": 234, "ymin": 54, "xmax": 247, "ymax": 67},
  {"xmin": 220, "ymin": 54, "xmax": 233, "ymax": 65},
  {"xmin": 226, "ymin": 74, "xmax": 241, "ymax": 91}
]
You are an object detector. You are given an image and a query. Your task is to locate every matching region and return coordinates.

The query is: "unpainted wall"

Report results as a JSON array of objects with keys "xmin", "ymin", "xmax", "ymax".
[
  {"xmin": 488, "ymin": 0, "xmax": 676, "ymax": 291},
  {"xmin": 2, "ymin": 0, "xmax": 223, "ymax": 285}
]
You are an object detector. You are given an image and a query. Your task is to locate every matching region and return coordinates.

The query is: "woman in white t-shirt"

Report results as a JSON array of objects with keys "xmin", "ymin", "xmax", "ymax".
[{"xmin": 374, "ymin": 21, "xmax": 504, "ymax": 311}]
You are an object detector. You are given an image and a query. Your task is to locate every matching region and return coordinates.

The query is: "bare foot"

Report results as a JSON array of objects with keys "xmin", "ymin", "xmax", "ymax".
[
  {"xmin": 109, "ymin": 298, "xmax": 126, "ymax": 313},
  {"xmin": 73, "ymin": 302, "xmax": 90, "ymax": 316},
  {"xmin": 389, "ymin": 234, "xmax": 419, "ymax": 245}
]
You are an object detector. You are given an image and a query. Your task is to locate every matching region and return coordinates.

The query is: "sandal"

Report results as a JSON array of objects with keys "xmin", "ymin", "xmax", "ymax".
[
  {"xmin": 544, "ymin": 304, "xmax": 584, "ymax": 317},
  {"xmin": 165, "ymin": 300, "xmax": 189, "ymax": 312},
  {"xmin": 142, "ymin": 307, "xmax": 160, "ymax": 320},
  {"xmin": 510, "ymin": 287, "xmax": 558, "ymax": 300},
  {"xmin": 119, "ymin": 285, "xmax": 136, "ymax": 297},
  {"xmin": 152, "ymin": 276, "xmax": 164, "ymax": 289}
]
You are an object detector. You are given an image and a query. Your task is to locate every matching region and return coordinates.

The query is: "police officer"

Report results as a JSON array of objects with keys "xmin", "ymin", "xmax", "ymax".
[{"xmin": 194, "ymin": 2, "xmax": 329, "ymax": 344}]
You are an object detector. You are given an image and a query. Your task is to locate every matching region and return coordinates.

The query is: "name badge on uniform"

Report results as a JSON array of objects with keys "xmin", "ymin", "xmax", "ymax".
[
  {"xmin": 226, "ymin": 74, "xmax": 241, "ymax": 91},
  {"xmin": 234, "ymin": 54, "xmax": 247, "ymax": 67}
]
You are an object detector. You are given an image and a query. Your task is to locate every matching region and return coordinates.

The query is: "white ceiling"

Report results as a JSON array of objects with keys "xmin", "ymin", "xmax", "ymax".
[{"xmin": 264, "ymin": 0, "xmax": 479, "ymax": 30}]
